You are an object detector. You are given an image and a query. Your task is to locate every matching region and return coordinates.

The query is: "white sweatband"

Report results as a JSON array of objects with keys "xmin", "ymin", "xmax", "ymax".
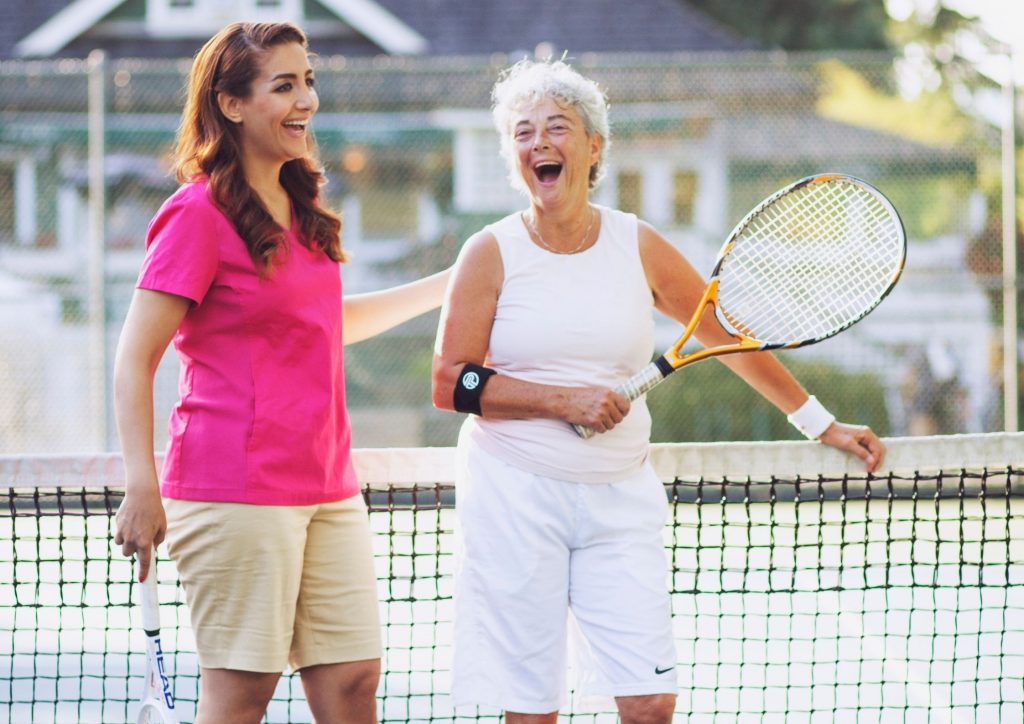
[{"xmin": 787, "ymin": 395, "xmax": 836, "ymax": 439}]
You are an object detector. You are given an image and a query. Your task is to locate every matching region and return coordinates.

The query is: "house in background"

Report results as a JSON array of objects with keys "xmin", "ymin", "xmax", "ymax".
[
  {"xmin": 1, "ymin": 0, "xmax": 966, "ymax": 268},
  {"xmin": 5, "ymin": 0, "xmax": 751, "ymax": 59},
  {"xmin": 0, "ymin": 0, "xmax": 756, "ymax": 278},
  {"xmin": 0, "ymin": 0, "xmax": 993, "ymax": 448}
]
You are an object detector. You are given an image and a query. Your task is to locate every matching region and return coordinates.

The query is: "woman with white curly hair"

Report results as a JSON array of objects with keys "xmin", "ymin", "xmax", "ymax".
[{"xmin": 432, "ymin": 58, "xmax": 884, "ymax": 722}]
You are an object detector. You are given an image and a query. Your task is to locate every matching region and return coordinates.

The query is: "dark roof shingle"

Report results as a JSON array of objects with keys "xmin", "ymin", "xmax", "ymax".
[
  {"xmin": 2, "ymin": 0, "xmax": 753, "ymax": 59},
  {"xmin": 0, "ymin": 0, "xmax": 70, "ymax": 59},
  {"xmin": 374, "ymin": 0, "xmax": 753, "ymax": 55}
]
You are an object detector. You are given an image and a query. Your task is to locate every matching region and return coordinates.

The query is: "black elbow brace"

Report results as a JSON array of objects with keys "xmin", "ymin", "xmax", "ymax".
[{"xmin": 453, "ymin": 363, "xmax": 497, "ymax": 416}]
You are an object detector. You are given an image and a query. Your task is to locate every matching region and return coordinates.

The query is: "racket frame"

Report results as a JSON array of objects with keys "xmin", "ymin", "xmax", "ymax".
[
  {"xmin": 573, "ymin": 173, "xmax": 906, "ymax": 438},
  {"xmin": 136, "ymin": 555, "xmax": 179, "ymax": 724}
]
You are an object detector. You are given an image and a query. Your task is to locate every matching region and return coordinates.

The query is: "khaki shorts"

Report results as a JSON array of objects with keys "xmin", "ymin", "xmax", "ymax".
[{"xmin": 164, "ymin": 494, "xmax": 381, "ymax": 673}]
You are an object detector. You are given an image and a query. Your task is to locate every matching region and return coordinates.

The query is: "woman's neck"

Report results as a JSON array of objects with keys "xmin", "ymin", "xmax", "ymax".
[
  {"xmin": 526, "ymin": 198, "xmax": 596, "ymax": 254},
  {"xmin": 246, "ymin": 169, "xmax": 291, "ymax": 230},
  {"xmin": 529, "ymin": 197, "xmax": 593, "ymax": 232}
]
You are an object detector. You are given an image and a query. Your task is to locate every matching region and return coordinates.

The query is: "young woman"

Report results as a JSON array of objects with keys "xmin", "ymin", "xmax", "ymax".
[{"xmin": 113, "ymin": 22, "xmax": 448, "ymax": 723}]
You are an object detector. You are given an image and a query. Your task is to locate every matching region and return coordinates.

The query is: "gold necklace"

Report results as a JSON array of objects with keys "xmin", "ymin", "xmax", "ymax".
[{"xmin": 523, "ymin": 206, "xmax": 596, "ymax": 255}]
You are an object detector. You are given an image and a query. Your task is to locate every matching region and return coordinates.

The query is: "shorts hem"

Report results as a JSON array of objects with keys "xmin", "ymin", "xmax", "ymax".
[
  {"xmin": 291, "ymin": 640, "xmax": 383, "ymax": 672},
  {"xmin": 575, "ymin": 681, "xmax": 678, "ymax": 712},
  {"xmin": 452, "ymin": 689, "xmax": 566, "ymax": 715},
  {"xmin": 197, "ymin": 652, "xmax": 288, "ymax": 673},
  {"xmin": 608, "ymin": 681, "xmax": 678, "ymax": 696}
]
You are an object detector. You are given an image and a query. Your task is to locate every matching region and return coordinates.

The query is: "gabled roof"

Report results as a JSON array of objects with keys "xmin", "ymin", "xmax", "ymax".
[
  {"xmin": 15, "ymin": 0, "xmax": 126, "ymax": 57},
  {"xmin": 316, "ymin": 0, "xmax": 427, "ymax": 55},
  {"xmin": 5, "ymin": 0, "xmax": 752, "ymax": 59},
  {"xmin": 373, "ymin": 0, "xmax": 753, "ymax": 55},
  {"xmin": 0, "ymin": 0, "xmax": 67, "ymax": 59},
  {"xmin": 12, "ymin": 0, "xmax": 427, "ymax": 58}
]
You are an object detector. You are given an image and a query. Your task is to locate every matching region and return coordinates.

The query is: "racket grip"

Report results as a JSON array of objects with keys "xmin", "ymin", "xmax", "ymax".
[
  {"xmin": 572, "ymin": 361, "xmax": 669, "ymax": 439},
  {"xmin": 617, "ymin": 360, "xmax": 670, "ymax": 401},
  {"xmin": 137, "ymin": 553, "xmax": 161, "ymax": 632}
]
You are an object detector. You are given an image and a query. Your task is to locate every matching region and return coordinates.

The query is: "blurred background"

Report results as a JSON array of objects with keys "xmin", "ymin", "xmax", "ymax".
[{"xmin": 0, "ymin": 0, "xmax": 1021, "ymax": 453}]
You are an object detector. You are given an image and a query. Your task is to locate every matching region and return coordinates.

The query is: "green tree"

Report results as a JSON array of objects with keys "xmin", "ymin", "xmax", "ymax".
[
  {"xmin": 648, "ymin": 356, "xmax": 891, "ymax": 442},
  {"xmin": 686, "ymin": 0, "xmax": 891, "ymax": 51},
  {"xmin": 887, "ymin": 3, "xmax": 1008, "ymax": 98}
]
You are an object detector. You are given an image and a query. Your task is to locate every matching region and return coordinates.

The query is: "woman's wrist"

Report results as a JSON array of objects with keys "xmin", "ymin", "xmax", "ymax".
[{"xmin": 787, "ymin": 395, "xmax": 836, "ymax": 439}]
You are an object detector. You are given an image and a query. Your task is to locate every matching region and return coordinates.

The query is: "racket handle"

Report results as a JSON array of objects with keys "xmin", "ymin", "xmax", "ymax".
[
  {"xmin": 137, "ymin": 552, "xmax": 161, "ymax": 632},
  {"xmin": 617, "ymin": 360, "xmax": 671, "ymax": 401},
  {"xmin": 572, "ymin": 360, "xmax": 669, "ymax": 439}
]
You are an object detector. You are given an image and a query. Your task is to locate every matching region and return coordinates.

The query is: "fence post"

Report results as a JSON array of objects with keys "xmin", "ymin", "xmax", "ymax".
[
  {"xmin": 87, "ymin": 50, "xmax": 109, "ymax": 451},
  {"xmin": 1001, "ymin": 58, "xmax": 1019, "ymax": 432}
]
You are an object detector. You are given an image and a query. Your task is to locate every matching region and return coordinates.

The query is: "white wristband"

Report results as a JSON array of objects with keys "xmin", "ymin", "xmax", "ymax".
[{"xmin": 787, "ymin": 395, "xmax": 836, "ymax": 439}]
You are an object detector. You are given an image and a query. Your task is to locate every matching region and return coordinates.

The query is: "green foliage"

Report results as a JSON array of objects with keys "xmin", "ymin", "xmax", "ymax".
[
  {"xmin": 815, "ymin": 59, "xmax": 974, "ymax": 147},
  {"xmin": 373, "ymin": 211, "xmax": 504, "ymax": 277},
  {"xmin": 888, "ymin": 6, "xmax": 1005, "ymax": 96},
  {"xmin": 344, "ymin": 330, "xmax": 437, "ymax": 407},
  {"xmin": 687, "ymin": 0, "xmax": 892, "ymax": 51},
  {"xmin": 647, "ymin": 355, "xmax": 891, "ymax": 442},
  {"xmin": 874, "ymin": 172, "xmax": 974, "ymax": 240}
]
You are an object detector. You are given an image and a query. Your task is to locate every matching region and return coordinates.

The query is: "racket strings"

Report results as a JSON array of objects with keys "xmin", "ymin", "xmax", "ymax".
[{"xmin": 717, "ymin": 179, "xmax": 903, "ymax": 343}]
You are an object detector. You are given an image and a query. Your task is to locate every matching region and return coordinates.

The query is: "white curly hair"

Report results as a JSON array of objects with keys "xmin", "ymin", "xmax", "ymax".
[{"xmin": 490, "ymin": 57, "xmax": 611, "ymax": 193}]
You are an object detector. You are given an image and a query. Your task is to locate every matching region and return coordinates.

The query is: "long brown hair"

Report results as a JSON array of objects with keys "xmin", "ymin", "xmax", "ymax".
[{"xmin": 173, "ymin": 22, "xmax": 345, "ymax": 270}]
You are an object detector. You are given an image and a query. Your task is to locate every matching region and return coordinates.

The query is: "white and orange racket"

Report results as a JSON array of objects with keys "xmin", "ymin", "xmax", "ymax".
[
  {"xmin": 574, "ymin": 173, "xmax": 906, "ymax": 438},
  {"xmin": 135, "ymin": 552, "xmax": 179, "ymax": 724}
]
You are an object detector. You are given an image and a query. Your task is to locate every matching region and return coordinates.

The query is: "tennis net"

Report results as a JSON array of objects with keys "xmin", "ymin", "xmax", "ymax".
[{"xmin": 1, "ymin": 433, "xmax": 1022, "ymax": 723}]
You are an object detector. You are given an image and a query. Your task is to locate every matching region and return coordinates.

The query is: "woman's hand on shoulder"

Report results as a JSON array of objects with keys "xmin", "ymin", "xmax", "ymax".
[{"xmin": 819, "ymin": 421, "xmax": 886, "ymax": 473}]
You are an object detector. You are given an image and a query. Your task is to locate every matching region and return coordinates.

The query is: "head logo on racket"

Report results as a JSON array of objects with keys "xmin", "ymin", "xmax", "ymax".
[{"xmin": 136, "ymin": 553, "xmax": 179, "ymax": 724}]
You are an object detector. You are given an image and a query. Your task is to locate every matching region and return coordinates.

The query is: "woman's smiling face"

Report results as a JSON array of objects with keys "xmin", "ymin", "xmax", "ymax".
[
  {"xmin": 510, "ymin": 96, "xmax": 602, "ymax": 206},
  {"xmin": 227, "ymin": 41, "xmax": 319, "ymax": 171}
]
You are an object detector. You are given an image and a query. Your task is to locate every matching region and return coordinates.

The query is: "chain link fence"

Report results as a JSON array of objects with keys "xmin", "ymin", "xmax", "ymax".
[{"xmin": 0, "ymin": 51, "xmax": 1019, "ymax": 453}]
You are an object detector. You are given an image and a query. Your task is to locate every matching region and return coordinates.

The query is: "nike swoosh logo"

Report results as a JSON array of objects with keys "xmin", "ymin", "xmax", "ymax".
[{"xmin": 655, "ymin": 666, "xmax": 674, "ymax": 675}]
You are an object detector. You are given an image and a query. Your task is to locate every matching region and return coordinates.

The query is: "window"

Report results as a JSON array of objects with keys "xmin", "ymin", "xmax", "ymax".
[
  {"xmin": 358, "ymin": 189, "xmax": 418, "ymax": 239},
  {"xmin": 0, "ymin": 165, "xmax": 14, "ymax": 246},
  {"xmin": 673, "ymin": 170, "xmax": 698, "ymax": 226},
  {"xmin": 147, "ymin": 0, "xmax": 301, "ymax": 36},
  {"xmin": 617, "ymin": 171, "xmax": 642, "ymax": 217}
]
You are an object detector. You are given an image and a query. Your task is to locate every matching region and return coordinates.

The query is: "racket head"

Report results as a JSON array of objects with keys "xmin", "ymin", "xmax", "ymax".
[{"xmin": 710, "ymin": 173, "xmax": 906, "ymax": 349}]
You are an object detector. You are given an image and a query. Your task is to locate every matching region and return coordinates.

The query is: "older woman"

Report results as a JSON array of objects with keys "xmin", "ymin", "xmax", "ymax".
[{"xmin": 432, "ymin": 59, "xmax": 885, "ymax": 723}]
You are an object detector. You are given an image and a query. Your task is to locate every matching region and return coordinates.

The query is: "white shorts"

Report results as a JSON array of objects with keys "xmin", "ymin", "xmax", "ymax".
[{"xmin": 451, "ymin": 442, "xmax": 677, "ymax": 714}]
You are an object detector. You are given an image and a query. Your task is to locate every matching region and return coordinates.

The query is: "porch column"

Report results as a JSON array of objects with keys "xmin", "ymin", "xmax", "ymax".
[{"xmin": 15, "ymin": 154, "xmax": 37, "ymax": 246}]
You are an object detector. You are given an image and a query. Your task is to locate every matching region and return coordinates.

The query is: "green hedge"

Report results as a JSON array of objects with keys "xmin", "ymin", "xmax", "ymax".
[{"xmin": 647, "ymin": 354, "xmax": 890, "ymax": 442}]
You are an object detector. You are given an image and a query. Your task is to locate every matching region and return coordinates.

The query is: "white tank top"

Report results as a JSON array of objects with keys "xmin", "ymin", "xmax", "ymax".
[{"xmin": 463, "ymin": 205, "xmax": 655, "ymax": 483}]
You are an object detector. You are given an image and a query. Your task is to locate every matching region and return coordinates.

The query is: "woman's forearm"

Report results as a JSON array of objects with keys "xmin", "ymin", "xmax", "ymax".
[
  {"xmin": 113, "ymin": 289, "xmax": 189, "ymax": 493},
  {"xmin": 114, "ymin": 359, "xmax": 161, "ymax": 493},
  {"xmin": 716, "ymin": 350, "xmax": 808, "ymax": 414},
  {"xmin": 343, "ymin": 268, "xmax": 451, "ymax": 345}
]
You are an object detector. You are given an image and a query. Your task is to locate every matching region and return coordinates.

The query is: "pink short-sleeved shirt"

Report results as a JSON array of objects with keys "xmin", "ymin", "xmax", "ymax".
[{"xmin": 137, "ymin": 180, "xmax": 359, "ymax": 505}]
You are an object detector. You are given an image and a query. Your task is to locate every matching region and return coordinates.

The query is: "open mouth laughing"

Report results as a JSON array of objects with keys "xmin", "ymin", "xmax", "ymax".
[{"xmin": 533, "ymin": 162, "xmax": 562, "ymax": 184}]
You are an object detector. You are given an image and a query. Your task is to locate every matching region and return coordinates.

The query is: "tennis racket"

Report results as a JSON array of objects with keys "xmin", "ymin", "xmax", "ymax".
[
  {"xmin": 135, "ymin": 552, "xmax": 179, "ymax": 724},
  {"xmin": 574, "ymin": 173, "xmax": 906, "ymax": 439}
]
